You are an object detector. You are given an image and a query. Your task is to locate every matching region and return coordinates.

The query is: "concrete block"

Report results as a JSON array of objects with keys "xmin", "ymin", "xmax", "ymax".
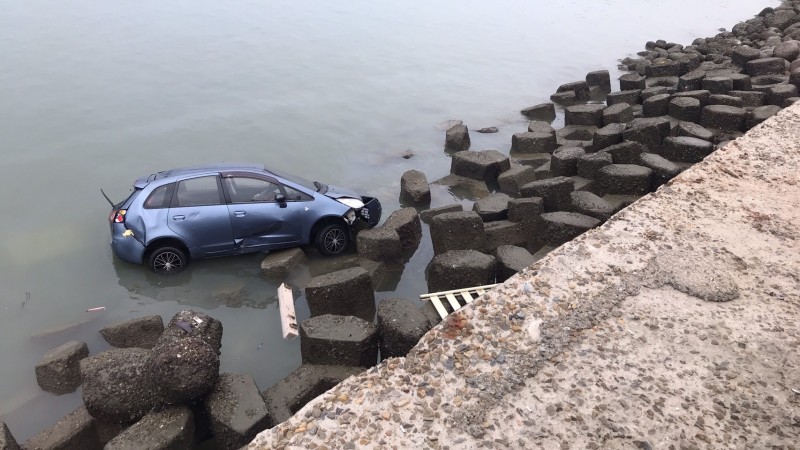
[
  {"xmin": 22, "ymin": 407, "xmax": 101, "ymax": 450},
  {"xmin": 426, "ymin": 250, "xmax": 497, "ymax": 292},
  {"xmin": 730, "ymin": 45, "xmax": 762, "ymax": 67},
  {"xmin": 565, "ymin": 104, "xmax": 605, "ymax": 127},
  {"xmin": 445, "ymin": 124, "xmax": 470, "ymax": 151},
  {"xmin": 747, "ymin": 105, "xmax": 783, "ymax": 128},
  {"xmin": 619, "ymin": 73, "xmax": 646, "ymax": 90},
  {"xmin": 675, "ymin": 121, "xmax": 714, "ymax": 141},
  {"xmin": 708, "ymin": 94, "xmax": 744, "ymax": 108},
  {"xmin": 260, "ymin": 248, "xmax": 307, "ymax": 278},
  {"xmin": 594, "ymin": 123, "xmax": 627, "ymax": 151},
  {"xmin": 472, "ymin": 193, "xmax": 511, "ymax": 222},
  {"xmin": 550, "ymin": 91, "xmax": 577, "ymax": 105},
  {"xmin": 669, "ymin": 97, "xmax": 701, "ymax": 122},
  {"xmin": 729, "ymin": 73, "xmax": 752, "ymax": 91},
  {"xmin": 383, "ymin": 208, "xmax": 422, "ymax": 251},
  {"xmin": 745, "ymin": 57, "xmax": 787, "ymax": 76},
  {"xmin": 158, "ymin": 310, "xmax": 223, "ymax": 354},
  {"xmin": 35, "ymin": 340, "xmax": 88, "ymax": 395},
  {"xmin": 646, "ymin": 76, "xmax": 679, "ymax": 89},
  {"xmin": 623, "ymin": 119, "xmax": 665, "ymax": 151},
  {"xmin": 639, "ymin": 153, "xmax": 683, "ymax": 188},
  {"xmin": 483, "ymin": 220, "xmax": 528, "ymax": 250},
  {"xmin": 261, "ymin": 365, "xmax": 363, "ymax": 424},
  {"xmin": 768, "ymin": 84, "xmax": 798, "ymax": 106},
  {"xmin": 80, "ymin": 348, "xmax": 156, "ymax": 423},
  {"xmin": 642, "ymin": 94, "xmax": 671, "ymax": 117},
  {"xmin": 145, "ymin": 336, "xmax": 219, "ymax": 405},
  {"xmin": 597, "ymin": 164, "xmax": 654, "ymax": 196},
  {"xmin": 700, "ymin": 105, "xmax": 747, "ymax": 131},
  {"xmin": 541, "ymin": 212, "xmax": 600, "ymax": 246},
  {"xmin": 605, "ymin": 141, "xmax": 647, "ymax": 165},
  {"xmin": 419, "ymin": 204, "xmax": 463, "ymax": 224},
  {"xmin": 300, "ymin": 315, "xmax": 378, "ymax": 368},
  {"xmin": 702, "ymin": 76, "xmax": 733, "ymax": 94},
  {"xmin": 205, "ymin": 374, "xmax": 270, "ymax": 450},
  {"xmin": 511, "ymin": 131, "xmax": 557, "ymax": 154},
  {"xmin": 519, "ymin": 177, "xmax": 575, "ymax": 212},
  {"xmin": 730, "ymin": 88, "xmax": 767, "ymax": 108},
  {"xmin": 586, "ymin": 70, "xmax": 611, "ymax": 92},
  {"xmin": 528, "ymin": 121, "xmax": 555, "ymax": 134},
  {"xmin": 0, "ymin": 422, "xmax": 20, "ymax": 450},
  {"xmin": 450, "ymin": 150, "xmax": 510, "ymax": 182},
  {"xmin": 646, "ymin": 59, "xmax": 680, "ymax": 77},
  {"xmin": 507, "ymin": 197, "xmax": 544, "ymax": 223},
  {"xmin": 520, "ymin": 103, "xmax": 556, "ymax": 121},
  {"xmin": 429, "ymin": 211, "xmax": 486, "ymax": 255},
  {"xmin": 105, "ymin": 406, "xmax": 194, "ymax": 450},
  {"xmin": 677, "ymin": 70, "xmax": 705, "ymax": 91},
  {"xmin": 556, "ymin": 80, "xmax": 591, "ymax": 101},
  {"xmin": 641, "ymin": 86, "xmax": 671, "ymax": 101},
  {"xmin": 577, "ymin": 152, "xmax": 614, "ymax": 179},
  {"xmin": 673, "ymin": 89, "xmax": 711, "ymax": 107},
  {"xmin": 400, "ymin": 170, "xmax": 431, "ymax": 205},
  {"xmin": 377, "ymin": 298, "xmax": 431, "ymax": 359},
  {"xmin": 305, "ymin": 267, "xmax": 375, "ymax": 322},
  {"xmin": 607, "ymin": 90, "xmax": 642, "ymax": 106},
  {"xmin": 603, "ymin": 103, "xmax": 634, "ymax": 126},
  {"xmin": 569, "ymin": 191, "xmax": 614, "ymax": 221},
  {"xmin": 550, "ymin": 147, "xmax": 585, "ymax": 177},
  {"xmin": 498, "ymin": 165, "xmax": 537, "ymax": 196},
  {"xmin": 494, "ymin": 245, "xmax": 535, "ymax": 282}
]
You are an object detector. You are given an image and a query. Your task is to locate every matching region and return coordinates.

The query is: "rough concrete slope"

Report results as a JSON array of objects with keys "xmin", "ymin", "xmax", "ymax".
[{"xmin": 249, "ymin": 104, "xmax": 800, "ymax": 449}]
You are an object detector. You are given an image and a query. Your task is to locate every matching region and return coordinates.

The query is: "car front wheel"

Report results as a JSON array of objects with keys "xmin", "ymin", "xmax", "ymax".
[
  {"xmin": 148, "ymin": 246, "xmax": 188, "ymax": 274},
  {"xmin": 315, "ymin": 223, "xmax": 349, "ymax": 256}
]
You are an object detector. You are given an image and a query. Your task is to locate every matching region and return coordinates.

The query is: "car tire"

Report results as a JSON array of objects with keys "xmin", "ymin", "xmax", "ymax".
[
  {"xmin": 315, "ymin": 223, "xmax": 349, "ymax": 256},
  {"xmin": 148, "ymin": 246, "xmax": 188, "ymax": 274}
]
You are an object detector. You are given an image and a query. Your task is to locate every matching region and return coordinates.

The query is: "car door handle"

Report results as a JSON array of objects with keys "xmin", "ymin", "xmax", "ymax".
[
  {"xmin": 234, "ymin": 211, "xmax": 246, "ymax": 217},
  {"xmin": 172, "ymin": 215, "xmax": 185, "ymax": 221}
]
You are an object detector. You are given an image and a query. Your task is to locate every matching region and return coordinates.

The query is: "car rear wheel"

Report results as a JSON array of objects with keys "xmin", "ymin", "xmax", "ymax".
[
  {"xmin": 148, "ymin": 246, "xmax": 188, "ymax": 274},
  {"xmin": 315, "ymin": 223, "xmax": 349, "ymax": 256}
]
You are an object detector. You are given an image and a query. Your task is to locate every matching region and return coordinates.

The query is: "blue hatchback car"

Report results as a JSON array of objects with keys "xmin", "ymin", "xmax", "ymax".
[{"xmin": 107, "ymin": 163, "xmax": 381, "ymax": 274}]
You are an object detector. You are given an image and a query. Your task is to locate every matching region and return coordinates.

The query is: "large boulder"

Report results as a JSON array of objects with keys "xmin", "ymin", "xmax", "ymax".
[
  {"xmin": 105, "ymin": 406, "xmax": 194, "ymax": 450},
  {"xmin": 400, "ymin": 169, "xmax": 431, "ymax": 205},
  {"xmin": 80, "ymin": 348, "xmax": 156, "ymax": 423},
  {"xmin": 144, "ymin": 336, "xmax": 219, "ymax": 406},
  {"xmin": 300, "ymin": 315, "xmax": 379, "ymax": 367},
  {"xmin": 100, "ymin": 316, "xmax": 164, "ymax": 349},
  {"xmin": 377, "ymin": 298, "xmax": 432, "ymax": 359},
  {"xmin": 450, "ymin": 150, "xmax": 510, "ymax": 182},
  {"xmin": 157, "ymin": 310, "xmax": 223, "ymax": 354},
  {"xmin": 429, "ymin": 211, "xmax": 486, "ymax": 255},
  {"xmin": 426, "ymin": 250, "xmax": 497, "ymax": 293},
  {"xmin": 445, "ymin": 124, "xmax": 470, "ymax": 151},
  {"xmin": 35, "ymin": 340, "xmax": 89, "ymax": 395},
  {"xmin": 205, "ymin": 374, "xmax": 271, "ymax": 450},
  {"xmin": 305, "ymin": 267, "xmax": 375, "ymax": 322}
]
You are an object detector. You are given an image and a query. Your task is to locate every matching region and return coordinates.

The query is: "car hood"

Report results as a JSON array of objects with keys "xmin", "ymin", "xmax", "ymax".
[{"xmin": 323, "ymin": 184, "xmax": 362, "ymax": 200}]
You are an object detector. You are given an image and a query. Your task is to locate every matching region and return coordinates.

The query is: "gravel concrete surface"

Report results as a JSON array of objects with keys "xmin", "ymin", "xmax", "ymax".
[{"xmin": 249, "ymin": 104, "xmax": 800, "ymax": 449}]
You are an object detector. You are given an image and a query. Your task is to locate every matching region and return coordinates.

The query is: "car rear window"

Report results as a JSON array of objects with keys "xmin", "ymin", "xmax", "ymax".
[{"xmin": 143, "ymin": 183, "xmax": 175, "ymax": 209}]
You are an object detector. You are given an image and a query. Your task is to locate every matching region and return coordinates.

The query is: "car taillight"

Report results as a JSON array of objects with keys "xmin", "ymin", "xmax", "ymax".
[{"xmin": 110, "ymin": 209, "xmax": 126, "ymax": 223}]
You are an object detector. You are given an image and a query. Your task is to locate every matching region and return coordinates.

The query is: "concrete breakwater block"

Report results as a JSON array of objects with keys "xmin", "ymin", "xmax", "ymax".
[
  {"xmin": 556, "ymin": 80, "xmax": 591, "ymax": 101},
  {"xmin": 661, "ymin": 136, "xmax": 714, "ymax": 163},
  {"xmin": 450, "ymin": 150, "xmax": 510, "ymax": 182},
  {"xmin": 519, "ymin": 177, "xmax": 574, "ymax": 212},
  {"xmin": 305, "ymin": 267, "xmax": 375, "ymax": 322},
  {"xmin": 105, "ymin": 406, "xmax": 194, "ymax": 450},
  {"xmin": 22, "ymin": 406, "xmax": 101, "ymax": 450},
  {"xmin": 472, "ymin": 192, "xmax": 511, "ymax": 222},
  {"xmin": 419, "ymin": 204, "xmax": 463, "ymax": 224},
  {"xmin": 606, "ymin": 89, "xmax": 642, "ymax": 106},
  {"xmin": 300, "ymin": 315, "xmax": 379, "ymax": 368},
  {"xmin": 603, "ymin": 103, "xmax": 634, "ymax": 126},
  {"xmin": 261, "ymin": 364, "xmax": 364, "ymax": 425},
  {"xmin": 145, "ymin": 336, "xmax": 219, "ymax": 405},
  {"xmin": 748, "ymin": 105, "xmax": 782, "ymax": 128},
  {"xmin": 429, "ymin": 211, "xmax": 486, "ymax": 255},
  {"xmin": 676, "ymin": 121, "xmax": 714, "ymax": 141},
  {"xmin": 400, "ymin": 169, "xmax": 431, "ymax": 205},
  {"xmin": 426, "ymin": 250, "xmax": 497, "ymax": 293},
  {"xmin": 768, "ymin": 84, "xmax": 798, "ymax": 106},
  {"xmin": 730, "ymin": 45, "xmax": 762, "ymax": 67},
  {"xmin": 356, "ymin": 227, "xmax": 403, "ymax": 262},
  {"xmin": 100, "ymin": 316, "xmax": 164, "ymax": 349},
  {"xmin": 642, "ymin": 94, "xmax": 671, "ymax": 117},
  {"xmin": 745, "ymin": 57, "xmax": 787, "ymax": 76},
  {"xmin": 605, "ymin": 141, "xmax": 646, "ymax": 165},
  {"xmin": 484, "ymin": 220, "xmax": 527, "ymax": 250},
  {"xmin": 205, "ymin": 373, "xmax": 270, "ymax": 450},
  {"xmin": 586, "ymin": 70, "xmax": 611, "ymax": 92},
  {"xmin": 639, "ymin": 153, "xmax": 683, "ymax": 188},
  {"xmin": 669, "ymin": 97, "xmax": 702, "ymax": 122},
  {"xmin": 445, "ymin": 124, "xmax": 470, "ymax": 151},
  {"xmin": 495, "ymin": 245, "xmax": 535, "ymax": 282},
  {"xmin": 597, "ymin": 164, "xmax": 654, "ymax": 196},
  {"xmin": 35, "ymin": 340, "xmax": 89, "ymax": 395},
  {"xmin": 0, "ymin": 422, "xmax": 20, "ymax": 450},
  {"xmin": 511, "ymin": 131, "xmax": 557, "ymax": 154},
  {"xmin": 507, "ymin": 197, "xmax": 544, "ymax": 223},
  {"xmin": 673, "ymin": 89, "xmax": 711, "ymax": 107},
  {"xmin": 641, "ymin": 86, "xmax": 671, "ymax": 101},
  {"xmin": 540, "ymin": 212, "xmax": 600, "ymax": 247},
  {"xmin": 528, "ymin": 120, "xmax": 555, "ymax": 134},
  {"xmin": 261, "ymin": 248, "xmax": 308, "ymax": 278},
  {"xmin": 550, "ymin": 147, "xmax": 586, "ymax": 177},
  {"xmin": 158, "ymin": 310, "xmax": 223, "ymax": 354},
  {"xmin": 577, "ymin": 152, "xmax": 613, "ymax": 179},
  {"xmin": 594, "ymin": 123, "xmax": 626, "ymax": 151},
  {"xmin": 377, "ymin": 298, "xmax": 432, "ymax": 359},
  {"xmin": 677, "ymin": 70, "xmax": 706, "ymax": 91},
  {"xmin": 497, "ymin": 165, "xmax": 536, "ymax": 196},
  {"xmin": 619, "ymin": 73, "xmax": 646, "ymax": 91},
  {"xmin": 80, "ymin": 348, "xmax": 156, "ymax": 423},
  {"xmin": 383, "ymin": 207, "xmax": 422, "ymax": 251},
  {"xmin": 520, "ymin": 103, "xmax": 556, "ymax": 121},
  {"xmin": 646, "ymin": 58, "xmax": 680, "ymax": 78},
  {"xmin": 565, "ymin": 104, "xmax": 605, "ymax": 127},
  {"xmin": 569, "ymin": 191, "xmax": 615, "ymax": 221},
  {"xmin": 624, "ymin": 117, "xmax": 670, "ymax": 151}
]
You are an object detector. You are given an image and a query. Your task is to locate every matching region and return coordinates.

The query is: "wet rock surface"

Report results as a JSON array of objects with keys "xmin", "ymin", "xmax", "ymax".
[
  {"xmin": 100, "ymin": 315, "xmax": 164, "ymax": 349},
  {"xmin": 206, "ymin": 374, "xmax": 270, "ymax": 450},
  {"xmin": 105, "ymin": 406, "xmax": 194, "ymax": 450},
  {"xmin": 158, "ymin": 310, "xmax": 223, "ymax": 354},
  {"xmin": 0, "ymin": 422, "xmax": 20, "ymax": 450},
  {"xmin": 22, "ymin": 406, "xmax": 101, "ymax": 450},
  {"xmin": 34, "ymin": 340, "xmax": 88, "ymax": 395},
  {"xmin": 377, "ymin": 298, "xmax": 433, "ymax": 359},
  {"xmin": 80, "ymin": 348, "xmax": 156, "ymax": 423},
  {"xmin": 260, "ymin": 248, "xmax": 307, "ymax": 278},
  {"xmin": 305, "ymin": 267, "xmax": 376, "ymax": 322},
  {"xmin": 145, "ymin": 336, "xmax": 220, "ymax": 405},
  {"xmin": 299, "ymin": 314, "xmax": 379, "ymax": 368}
]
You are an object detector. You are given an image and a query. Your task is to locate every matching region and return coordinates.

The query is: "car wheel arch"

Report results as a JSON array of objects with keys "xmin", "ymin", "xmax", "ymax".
[
  {"xmin": 144, "ymin": 237, "xmax": 191, "ymax": 261},
  {"xmin": 309, "ymin": 216, "xmax": 349, "ymax": 243}
]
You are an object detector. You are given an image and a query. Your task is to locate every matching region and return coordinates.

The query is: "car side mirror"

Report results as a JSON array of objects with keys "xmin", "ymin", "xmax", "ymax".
[{"xmin": 275, "ymin": 193, "xmax": 287, "ymax": 207}]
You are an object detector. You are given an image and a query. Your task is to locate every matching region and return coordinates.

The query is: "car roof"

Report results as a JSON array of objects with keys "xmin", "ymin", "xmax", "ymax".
[{"xmin": 134, "ymin": 163, "xmax": 269, "ymax": 188}]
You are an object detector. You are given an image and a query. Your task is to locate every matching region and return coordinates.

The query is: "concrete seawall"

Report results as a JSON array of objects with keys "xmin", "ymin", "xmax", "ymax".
[{"xmin": 249, "ymin": 103, "xmax": 800, "ymax": 448}]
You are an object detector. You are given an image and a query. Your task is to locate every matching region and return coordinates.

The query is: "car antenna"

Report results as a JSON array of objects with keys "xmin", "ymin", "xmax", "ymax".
[{"xmin": 100, "ymin": 188, "xmax": 116, "ymax": 207}]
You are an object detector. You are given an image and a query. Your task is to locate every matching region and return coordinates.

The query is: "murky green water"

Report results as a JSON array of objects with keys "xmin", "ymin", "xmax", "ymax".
[{"xmin": 0, "ymin": 0, "xmax": 774, "ymax": 440}]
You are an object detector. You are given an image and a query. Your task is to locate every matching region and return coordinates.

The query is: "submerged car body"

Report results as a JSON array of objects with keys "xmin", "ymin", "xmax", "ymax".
[{"xmin": 108, "ymin": 163, "xmax": 381, "ymax": 274}]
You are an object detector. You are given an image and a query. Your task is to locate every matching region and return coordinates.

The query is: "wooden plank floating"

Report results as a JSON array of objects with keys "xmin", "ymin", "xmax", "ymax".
[
  {"xmin": 420, "ymin": 284, "xmax": 498, "ymax": 319},
  {"xmin": 278, "ymin": 283, "xmax": 298, "ymax": 339}
]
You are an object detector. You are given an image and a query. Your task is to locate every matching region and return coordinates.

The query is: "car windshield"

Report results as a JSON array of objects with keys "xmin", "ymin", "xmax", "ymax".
[{"xmin": 265, "ymin": 167, "xmax": 326, "ymax": 192}]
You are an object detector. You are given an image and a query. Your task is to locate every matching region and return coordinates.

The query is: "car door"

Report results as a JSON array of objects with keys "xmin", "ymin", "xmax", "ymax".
[
  {"xmin": 220, "ymin": 175, "xmax": 307, "ymax": 249},
  {"xmin": 167, "ymin": 175, "xmax": 235, "ymax": 254}
]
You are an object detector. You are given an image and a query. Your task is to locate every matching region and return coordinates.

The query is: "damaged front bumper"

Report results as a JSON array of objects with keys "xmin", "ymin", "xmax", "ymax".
[{"xmin": 359, "ymin": 196, "xmax": 382, "ymax": 228}]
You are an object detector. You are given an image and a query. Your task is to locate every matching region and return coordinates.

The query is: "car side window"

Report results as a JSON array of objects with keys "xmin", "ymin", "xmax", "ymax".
[
  {"xmin": 144, "ymin": 183, "xmax": 175, "ymax": 209},
  {"xmin": 174, "ymin": 176, "xmax": 222, "ymax": 207},
  {"xmin": 282, "ymin": 185, "xmax": 313, "ymax": 201},
  {"xmin": 224, "ymin": 177, "xmax": 281, "ymax": 203}
]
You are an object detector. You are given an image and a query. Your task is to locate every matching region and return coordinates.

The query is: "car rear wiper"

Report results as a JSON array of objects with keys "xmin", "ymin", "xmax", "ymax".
[
  {"xmin": 100, "ymin": 189, "xmax": 116, "ymax": 207},
  {"xmin": 313, "ymin": 181, "xmax": 323, "ymax": 192}
]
